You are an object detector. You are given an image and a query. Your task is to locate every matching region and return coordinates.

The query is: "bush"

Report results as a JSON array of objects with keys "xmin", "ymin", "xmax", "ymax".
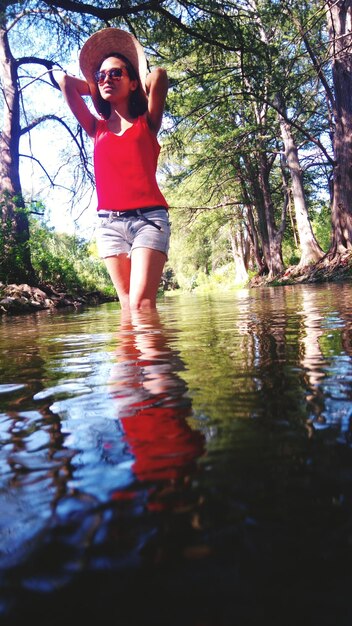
[
  {"xmin": 0, "ymin": 195, "xmax": 35, "ymax": 283},
  {"xmin": 29, "ymin": 216, "xmax": 114, "ymax": 296}
]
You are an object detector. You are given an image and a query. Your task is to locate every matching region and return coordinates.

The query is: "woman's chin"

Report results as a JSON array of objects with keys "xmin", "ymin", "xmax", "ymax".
[{"xmin": 100, "ymin": 88, "xmax": 115, "ymax": 100}]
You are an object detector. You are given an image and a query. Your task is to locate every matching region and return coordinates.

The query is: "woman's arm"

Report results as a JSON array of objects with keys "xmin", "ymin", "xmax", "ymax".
[
  {"xmin": 56, "ymin": 71, "xmax": 97, "ymax": 138},
  {"xmin": 145, "ymin": 68, "xmax": 169, "ymax": 134}
]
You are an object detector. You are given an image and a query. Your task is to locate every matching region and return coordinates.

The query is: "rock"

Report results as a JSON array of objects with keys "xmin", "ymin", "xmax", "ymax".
[{"xmin": 0, "ymin": 282, "xmax": 116, "ymax": 316}]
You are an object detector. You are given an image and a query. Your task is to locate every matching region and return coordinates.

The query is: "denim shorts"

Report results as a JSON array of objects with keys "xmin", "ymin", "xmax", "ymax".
[{"xmin": 96, "ymin": 208, "xmax": 171, "ymax": 259}]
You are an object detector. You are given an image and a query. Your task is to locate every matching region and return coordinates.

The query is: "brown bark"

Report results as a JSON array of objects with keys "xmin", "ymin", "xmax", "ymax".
[
  {"xmin": 258, "ymin": 152, "xmax": 285, "ymax": 278},
  {"xmin": 0, "ymin": 27, "xmax": 21, "ymax": 201},
  {"xmin": 327, "ymin": 0, "xmax": 352, "ymax": 254},
  {"xmin": 246, "ymin": 204, "xmax": 266, "ymax": 274},
  {"xmin": 0, "ymin": 22, "xmax": 34, "ymax": 281},
  {"xmin": 241, "ymin": 154, "xmax": 270, "ymax": 274},
  {"xmin": 276, "ymin": 97, "xmax": 324, "ymax": 266}
]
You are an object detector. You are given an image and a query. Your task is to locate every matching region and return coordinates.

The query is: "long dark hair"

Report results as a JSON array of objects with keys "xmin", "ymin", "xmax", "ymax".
[{"xmin": 96, "ymin": 52, "xmax": 147, "ymax": 120}]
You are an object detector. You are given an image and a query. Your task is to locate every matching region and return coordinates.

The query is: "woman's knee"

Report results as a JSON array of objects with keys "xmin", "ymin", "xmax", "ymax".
[{"xmin": 129, "ymin": 296, "xmax": 157, "ymax": 311}]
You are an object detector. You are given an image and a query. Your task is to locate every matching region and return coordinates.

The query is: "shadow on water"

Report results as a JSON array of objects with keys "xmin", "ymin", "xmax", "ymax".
[{"xmin": 1, "ymin": 284, "xmax": 352, "ymax": 625}]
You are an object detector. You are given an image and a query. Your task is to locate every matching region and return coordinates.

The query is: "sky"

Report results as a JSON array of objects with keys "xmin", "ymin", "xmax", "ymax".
[{"xmin": 19, "ymin": 54, "xmax": 98, "ymax": 242}]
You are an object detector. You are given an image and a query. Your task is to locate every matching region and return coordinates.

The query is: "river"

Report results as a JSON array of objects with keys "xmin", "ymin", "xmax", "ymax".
[{"xmin": 1, "ymin": 283, "xmax": 352, "ymax": 626}]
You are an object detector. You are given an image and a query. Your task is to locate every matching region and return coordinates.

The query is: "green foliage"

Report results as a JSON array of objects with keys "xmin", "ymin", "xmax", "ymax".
[
  {"xmin": 282, "ymin": 243, "xmax": 300, "ymax": 267},
  {"xmin": 167, "ymin": 200, "xmax": 238, "ymax": 290},
  {"xmin": 29, "ymin": 214, "xmax": 114, "ymax": 296},
  {"xmin": 160, "ymin": 266, "xmax": 179, "ymax": 291},
  {"xmin": 190, "ymin": 263, "xmax": 242, "ymax": 294},
  {"xmin": 0, "ymin": 194, "xmax": 34, "ymax": 284},
  {"xmin": 1, "ymin": 0, "xmax": 339, "ymax": 288},
  {"xmin": 159, "ymin": 0, "xmax": 334, "ymax": 279},
  {"xmin": 311, "ymin": 203, "xmax": 332, "ymax": 253}
]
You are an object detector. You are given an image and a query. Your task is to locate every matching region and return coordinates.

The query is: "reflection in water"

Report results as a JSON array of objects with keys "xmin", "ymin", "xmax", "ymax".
[
  {"xmin": 0, "ymin": 307, "xmax": 208, "ymax": 624},
  {"xmin": 1, "ymin": 286, "xmax": 352, "ymax": 625},
  {"xmin": 298, "ymin": 285, "xmax": 352, "ymax": 441},
  {"xmin": 108, "ymin": 309, "xmax": 205, "ymax": 508}
]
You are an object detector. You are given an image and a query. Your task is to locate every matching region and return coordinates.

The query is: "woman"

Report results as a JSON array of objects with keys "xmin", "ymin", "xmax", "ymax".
[{"xmin": 57, "ymin": 28, "xmax": 170, "ymax": 311}]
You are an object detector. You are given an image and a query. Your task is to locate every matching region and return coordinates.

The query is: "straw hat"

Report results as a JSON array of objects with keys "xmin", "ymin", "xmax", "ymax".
[{"xmin": 79, "ymin": 27, "xmax": 148, "ymax": 117}]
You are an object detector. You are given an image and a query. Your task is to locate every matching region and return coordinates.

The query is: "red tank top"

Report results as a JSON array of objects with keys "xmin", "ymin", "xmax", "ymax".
[{"xmin": 94, "ymin": 115, "xmax": 168, "ymax": 211}]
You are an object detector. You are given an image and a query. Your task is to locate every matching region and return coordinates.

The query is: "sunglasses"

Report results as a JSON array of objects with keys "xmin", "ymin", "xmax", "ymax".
[{"xmin": 95, "ymin": 68, "xmax": 126, "ymax": 84}]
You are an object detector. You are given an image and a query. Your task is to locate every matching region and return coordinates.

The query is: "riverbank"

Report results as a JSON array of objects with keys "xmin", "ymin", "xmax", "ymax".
[
  {"xmin": 0, "ymin": 282, "xmax": 116, "ymax": 315},
  {"xmin": 2, "ymin": 251, "xmax": 351, "ymax": 316},
  {"xmin": 250, "ymin": 250, "xmax": 352, "ymax": 287}
]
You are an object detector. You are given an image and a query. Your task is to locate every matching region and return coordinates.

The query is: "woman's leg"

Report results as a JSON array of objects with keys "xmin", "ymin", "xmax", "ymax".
[
  {"xmin": 104, "ymin": 253, "xmax": 131, "ymax": 310},
  {"xmin": 129, "ymin": 247, "xmax": 166, "ymax": 310}
]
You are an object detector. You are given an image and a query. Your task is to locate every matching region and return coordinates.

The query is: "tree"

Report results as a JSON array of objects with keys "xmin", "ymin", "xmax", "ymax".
[
  {"xmin": 249, "ymin": 0, "xmax": 325, "ymax": 269},
  {"xmin": 0, "ymin": 0, "xmax": 243, "ymax": 282},
  {"xmin": 1, "ymin": 0, "xmax": 352, "ymax": 288},
  {"xmin": 162, "ymin": 0, "xmax": 352, "ymax": 282},
  {"xmin": 275, "ymin": 95, "xmax": 325, "ymax": 268},
  {"xmin": 283, "ymin": 0, "xmax": 352, "ymax": 256},
  {"xmin": 0, "ymin": 12, "xmax": 35, "ymax": 281},
  {"xmin": 326, "ymin": 0, "xmax": 352, "ymax": 253},
  {"xmin": 0, "ymin": 1, "xmax": 94, "ymax": 282}
]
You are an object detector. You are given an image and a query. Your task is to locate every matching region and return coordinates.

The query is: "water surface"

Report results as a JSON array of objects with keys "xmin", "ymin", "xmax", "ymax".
[{"xmin": 1, "ymin": 284, "xmax": 352, "ymax": 625}]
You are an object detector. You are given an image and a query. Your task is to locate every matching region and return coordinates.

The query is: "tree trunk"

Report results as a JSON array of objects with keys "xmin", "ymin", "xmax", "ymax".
[
  {"xmin": 0, "ymin": 22, "xmax": 34, "ymax": 282},
  {"xmin": 241, "ymin": 154, "xmax": 271, "ymax": 274},
  {"xmin": 246, "ymin": 203, "xmax": 266, "ymax": 274},
  {"xmin": 276, "ymin": 98, "xmax": 325, "ymax": 266},
  {"xmin": 258, "ymin": 152, "xmax": 285, "ymax": 278},
  {"xmin": 327, "ymin": 0, "xmax": 352, "ymax": 254},
  {"xmin": 229, "ymin": 223, "xmax": 249, "ymax": 285}
]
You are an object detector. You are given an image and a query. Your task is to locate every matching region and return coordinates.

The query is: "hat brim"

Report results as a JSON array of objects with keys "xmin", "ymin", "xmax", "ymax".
[{"xmin": 79, "ymin": 28, "xmax": 147, "ymax": 116}]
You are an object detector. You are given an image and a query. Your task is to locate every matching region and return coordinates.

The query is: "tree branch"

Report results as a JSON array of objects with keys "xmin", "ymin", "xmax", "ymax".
[
  {"xmin": 17, "ymin": 57, "xmax": 64, "ymax": 90},
  {"xmin": 42, "ymin": 0, "xmax": 243, "ymax": 51},
  {"xmin": 155, "ymin": 5, "xmax": 242, "ymax": 51},
  {"xmin": 170, "ymin": 201, "xmax": 243, "ymax": 210},
  {"xmin": 19, "ymin": 153, "xmax": 55, "ymax": 186},
  {"xmin": 42, "ymin": 0, "xmax": 164, "ymax": 20},
  {"xmin": 283, "ymin": 2, "xmax": 336, "ymax": 108},
  {"xmin": 20, "ymin": 114, "xmax": 95, "ymax": 186}
]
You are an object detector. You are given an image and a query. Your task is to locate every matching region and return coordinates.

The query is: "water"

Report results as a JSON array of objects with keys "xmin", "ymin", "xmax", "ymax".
[{"xmin": 1, "ymin": 283, "xmax": 352, "ymax": 626}]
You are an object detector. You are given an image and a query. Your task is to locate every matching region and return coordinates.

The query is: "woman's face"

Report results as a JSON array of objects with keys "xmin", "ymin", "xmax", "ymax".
[{"xmin": 97, "ymin": 56, "xmax": 138, "ymax": 103}]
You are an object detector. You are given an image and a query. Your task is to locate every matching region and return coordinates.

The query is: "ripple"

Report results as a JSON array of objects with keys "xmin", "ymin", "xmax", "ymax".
[
  {"xmin": 33, "ymin": 381, "xmax": 91, "ymax": 400},
  {"xmin": 0, "ymin": 384, "xmax": 26, "ymax": 394}
]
